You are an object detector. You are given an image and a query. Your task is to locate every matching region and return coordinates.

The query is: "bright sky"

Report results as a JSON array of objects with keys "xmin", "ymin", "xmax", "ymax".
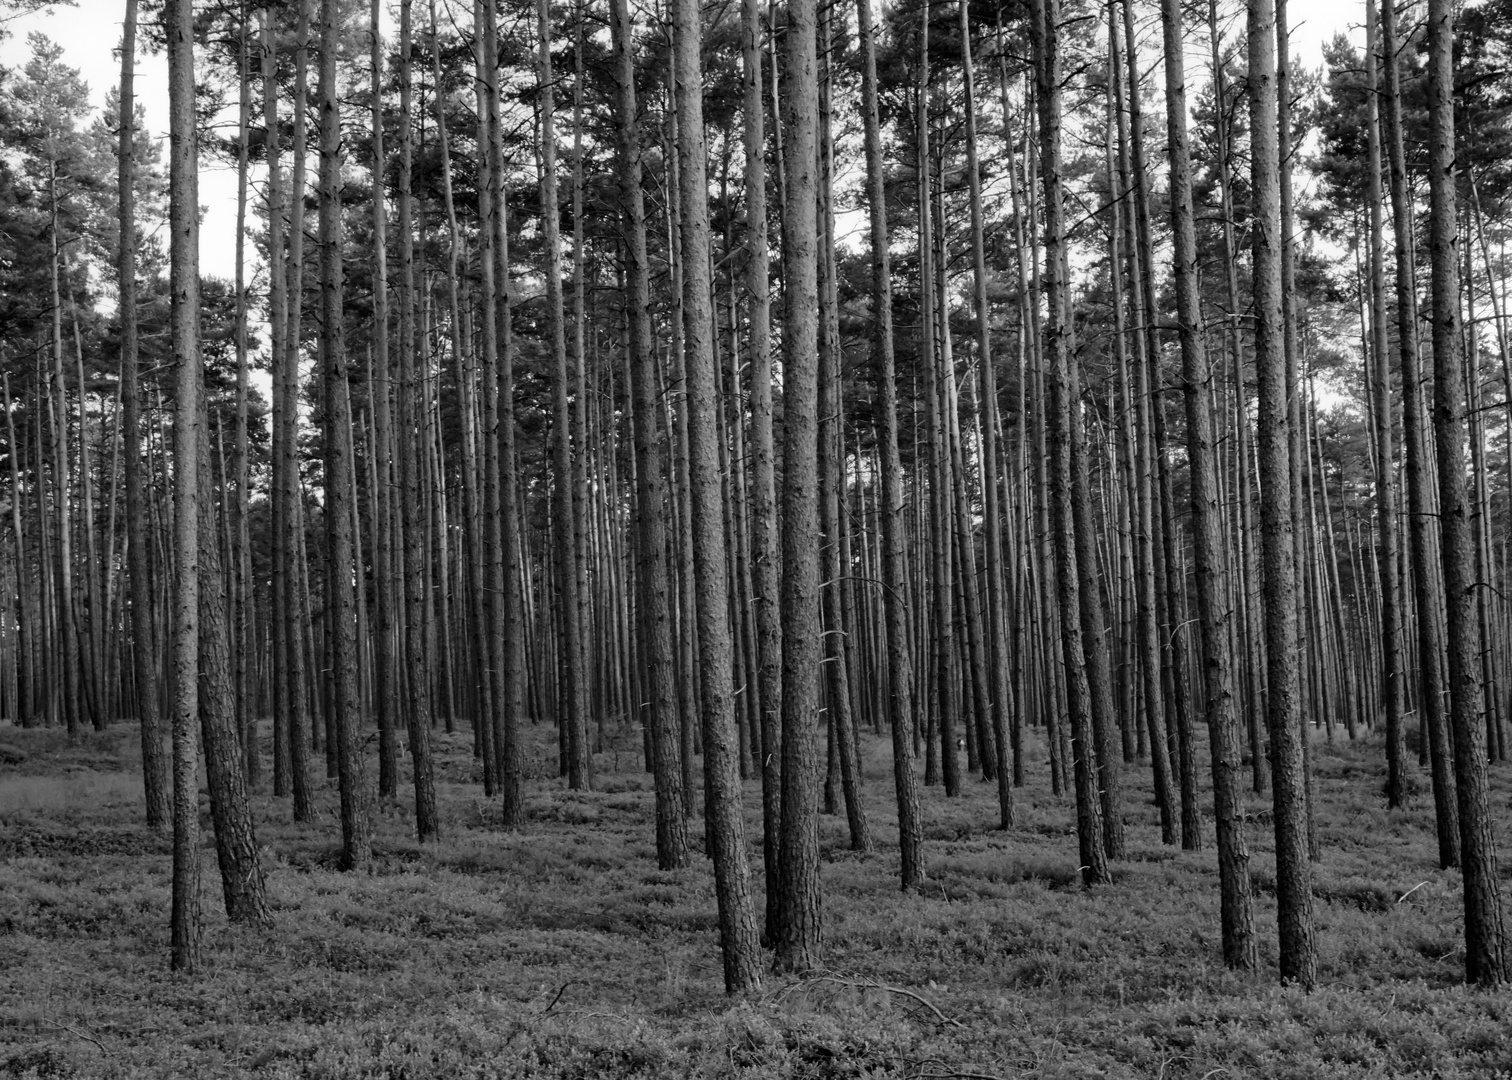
[{"xmin": 1, "ymin": 0, "xmax": 1364, "ymax": 290}]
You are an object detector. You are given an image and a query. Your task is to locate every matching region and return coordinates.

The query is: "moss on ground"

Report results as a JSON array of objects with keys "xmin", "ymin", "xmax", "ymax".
[{"xmin": 0, "ymin": 719, "xmax": 1509, "ymax": 1078}]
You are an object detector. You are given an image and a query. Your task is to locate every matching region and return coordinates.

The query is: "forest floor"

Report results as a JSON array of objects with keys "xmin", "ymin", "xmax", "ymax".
[{"xmin": 1, "ymin": 716, "xmax": 1510, "ymax": 1079}]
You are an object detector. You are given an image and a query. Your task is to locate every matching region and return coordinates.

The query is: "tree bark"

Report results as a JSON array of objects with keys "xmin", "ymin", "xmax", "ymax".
[
  {"xmin": 1160, "ymin": 0, "xmax": 1255, "ymax": 968},
  {"xmin": 672, "ymin": 0, "xmax": 763, "ymax": 991},
  {"xmin": 1248, "ymin": 0, "xmax": 1315, "ymax": 987},
  {"xmin": 1031, "ymin": 0, "xmax": 1109, "ymax": 888},
  {"xmin": 1425, "ymin": 0, "xmax": 1509, "ymax": 987},
  {"xmin": 119, "ymin": 0, "xmax": 169, "ymax": 831},
  {"xmin": 776, "ymin": 0, "xmax": 827, "ymax": 969},
  {"xmin": 1380, "ymin": 0, "xmax": 1459, "ymax": 869},
  {"xmin": 856, "ymin": 0, "xmax": 924, "ymax": 888},
  {"xmin": 538, "ymin": 0, "xmax": 592, "ymax": 792},
  {"xmin": 611, "ymin": 0, "xmax": 689, "ymax": 869},
  {"xmin": 320, "ymin": 0, "xmax": 372, "ymax": 869},
  {"xmin": 167, "ymin": 0, "xmax": 201, "ymax": 971},
  {"xmin": 1365, "ymin": 0, "xmax": 1404, "ymax": 809}
]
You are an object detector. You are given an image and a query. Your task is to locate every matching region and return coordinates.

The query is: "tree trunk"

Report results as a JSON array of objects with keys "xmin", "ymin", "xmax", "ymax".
[
  {"xmin": 396, "ymin": 0, "xmax": 440, "ymax": 842},
  {"xmin": 320, "ymin": 0, "xmax": 372, "ymax": 870},
  {"xmin": 282, "ymin": 0, "xmax": 315, "ymax": 824},
  {"xmin": 1032, "ymin": 0, "xmax": 1109, "ymax": 888},
  {"xmin": 962, "ymin": 0, "xmax": 1014, "ymax": 828},
  {"xmin": 612, "ymin": 0, "xmax": 688, "ymax": 869},
  {"xmin": 775, "ymin": 0, "xmax": 826, "ymax": 970},
  {"xmin": 1425, "ymin": 0, "xmax": 1509, "ymax": 987},
  {"xmin": 167, "ymin": 0, "xmax": 201, "ymax": 971},
  {"xmin": 1365, "ymin": 0, "xmax": 1404, "ymax": 809},
  {"xmin": 1248, "ymin": 0, "xmax": 1316, "ymax": 987},
  {"xmin": 1380, "ymin": 0, "xmax": 1459, "ymax": 870},
  {"xmin": 119, "ymin": 0, "xmax": 169, "ymax": 830},
  {"xmin": 538, "ymin": 0, "xmax": 592, "ymax": 792},
  {"xmin": 1160, "ymin": 0, "xmax": 1255, "ymax": 968},
  {"xmin": 856, "ymin": 0, "xmax": 924, "ymax": 888},
  {"xmin": 672, "ymin": 0, "xmax": 763, "ymax": 991}
]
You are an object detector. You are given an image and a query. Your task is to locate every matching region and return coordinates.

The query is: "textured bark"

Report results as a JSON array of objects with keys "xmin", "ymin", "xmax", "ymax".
[
  {"xmin": 776, "ymin": 0, "xmax": 826, "ymax": 970},
  {"xmin": 230, "ymin": 5, "xmax": 256, "ymax": 789},
  {"xmin": 119, "ymin": 0, "xmax": 169, "ymax": 831},
  {"xmin": 397, "ymin": 0, "xmax": 439, "ymax": 842},
  {"xmin": 197, "ymin": 404, "xmax": 271, "ymax": 927},
  {"xmin": 856, "ymin": 0, "xmax": 924, "ymax": 888},
  {"xmin": 320, "ymin": 0, "xmax": 372, "ymax": 870},
  {"xmin": 1379, "ymin": 0, "xmax": 1458, "ymax": 869},
  {"xmin": 1160, "ymin": 0, "xmax": 1255, "ymax": 968},
  {"xmin": 1110, "ymin": 6, "xmax": 1176, "ymax": 846},
  {"xmin": 478, "ymin": 0, "xmax": 523, "ymax": 828},
  {"xmin": 167, "ymin": 0, "xmax": 201, "ymax": 971},
  {"xmin": 1425, "ymin": 0, "xmax": 1508, "ymax": 988},
  {"xmin": 371, "ymin": 0, "xmax": 398, "ymax": 804},
  {"xmin": 1031, "ymin": 0, "xmax": 1108, "ymax": 888},
  {"xmin": 1274, "ymin": 0, "xmax": 1319, "ymax": 862},
  {"xmin": 740, "ymin": 0, "xmax": 784, "ymax": 933},
  {"xmin": 611, "ymin": 0, "xmax": 688, "ymax": 869},
  {"xmin": 817, "ymin": 14, "xmax": 868, "ymax": 853},
  {"xmin": 1365, "ymin": 0, "xmax": 1404, "ymax": 810},
  {"xmin": 2, "ymin": 376, "xmax": 33, "ymax": 730},
  {"xmin": 672, "ymin": 0, "xmax": 762, "ymax": 991},
  {"xmin": 46, "ymin": 164, "xmax": 80, "ymax": 736},
  {"xmin": 538, "ymin": 0, "xmax": 592, "ymax": 792},
  {"xmin": 961, "ymin": 0, "xmax": 1014, "ymax": 829},
  {"xmin": 1248, "ymin": 0, "xmax": 1315, "ymax": 988},
  {"xmin": 282, "ymin": 0, "xmax": 314, "ymax": 825}
]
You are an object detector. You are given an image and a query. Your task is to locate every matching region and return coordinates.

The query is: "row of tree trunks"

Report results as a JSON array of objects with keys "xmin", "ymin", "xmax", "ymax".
[{"xmin": 11, "ymin": 0, "xmax": 1501, "ymax": 989}]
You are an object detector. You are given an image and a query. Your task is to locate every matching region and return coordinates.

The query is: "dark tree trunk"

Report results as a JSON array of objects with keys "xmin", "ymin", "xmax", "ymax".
[{"xmin": 1425, "ymin": 0, "xmax": 1509, "ymax": 988}]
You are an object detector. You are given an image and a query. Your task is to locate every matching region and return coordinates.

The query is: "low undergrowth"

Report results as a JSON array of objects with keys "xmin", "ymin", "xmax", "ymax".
[{"xmin": 1, "ymin": 720, "xmax": 1509, "ymax": 1078}]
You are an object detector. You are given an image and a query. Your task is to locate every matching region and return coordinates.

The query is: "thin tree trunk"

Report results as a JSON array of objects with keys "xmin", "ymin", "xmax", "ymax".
[
  {"xmin": 538, "ymin": 0, "xmax": 592, "ymax": 791},
  {"xmin": 283, "ymin": 0, "xmax": 315, "ymax": 824},
  {"xmin": 119, "ymin": 0, "xmax": 169, "ymax": 829},
  {"xmin": 320, "ymin": 0, "xmax": 372, "ymax": 870},
  {"xmin": 1365, "ymin": 0, "xmax": 1404, "ymax": 808},
  {"xmin": 611, "ymin": 0, "xmax": 688, "ymax": 868},
  {"xmin": 856, "ymin": 0, "xmax": 924, "ymax": 888},
  {"xmin": 370, "ymin": 0, "xmax": 398, "ymax": 804}
]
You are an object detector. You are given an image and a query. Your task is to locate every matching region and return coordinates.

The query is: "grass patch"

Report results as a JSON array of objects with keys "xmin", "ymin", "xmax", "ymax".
[{"xmin": 0, "ymin": 719, "xmax": 1509, "ymax": 1077}]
